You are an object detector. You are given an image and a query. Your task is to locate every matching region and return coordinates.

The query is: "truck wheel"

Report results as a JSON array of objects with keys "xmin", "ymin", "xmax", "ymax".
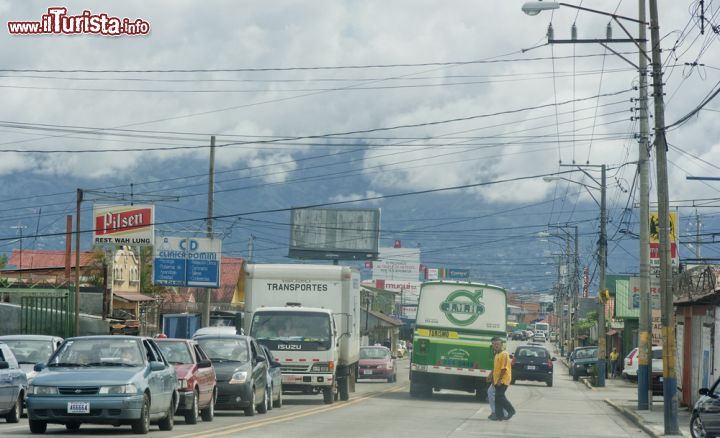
[
  {"xmin": 323, "ymin": 387, "xmax": 334, "ymax": 405},
  {"xmin": 339, "ymin": 378, "xmax": 350, "ymax": 401},
  {"xmin": 475, "ymin": 388, "xmax": 488, "ymax": 402},
  {"xmin": 410, "ymin": 381, "xmax": 420, "ymax": 398}
]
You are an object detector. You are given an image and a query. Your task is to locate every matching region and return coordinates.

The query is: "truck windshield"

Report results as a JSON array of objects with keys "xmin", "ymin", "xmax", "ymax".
[{"xmin": 251, "ymin": 311, "xmax": 331, "ymax": 350}]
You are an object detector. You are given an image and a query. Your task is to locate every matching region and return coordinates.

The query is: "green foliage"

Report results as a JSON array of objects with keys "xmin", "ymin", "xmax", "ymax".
[
  {"xmin": 0, "ymin": 254, "xmax": 7, "ymax": 270},
  {"xmin": 140, "ymin": 246, "xmax": 162, "ymax": 295}
]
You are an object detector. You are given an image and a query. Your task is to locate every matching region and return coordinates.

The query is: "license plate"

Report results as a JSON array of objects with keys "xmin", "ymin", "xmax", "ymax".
[
  {"xmin": 527, "ymin": 365, "xmax": 536, "ymax": 370},
  {"xmin": 67, "ymin": 402, "xmax": 90, "ymax": 414},
  {"xmin": 363, "ymin": 370, "xmax": 373, "ymax": 375}
]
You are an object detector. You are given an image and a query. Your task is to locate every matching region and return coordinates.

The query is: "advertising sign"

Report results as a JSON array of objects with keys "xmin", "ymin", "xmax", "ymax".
[
  {"xmin": 447, "ymin": 268, "xmax": 470, "ymax": 280},
  {"xmin": 649, "ymin": 211, "xmax": 679, "ymax": 268},
  {"xmin": 288, "ymin": 207, "xmax": 380, "ymax": 261},
  {"xmin": 416, "ymin": 283, "xmax": 506, "ymax": 333},
  {"xmin": 628, "ymin": 276, "xmax": 661, "ymax": 310},
  {"xmin": 93, "ymin": 204, "xmax": 154, "ymax": 246},
  {"xmin": 372, "ymin": 247, "xmax": 421, "ymax": 282},
  {"xmin": 153, "ymin": 236, "xmax": 222, "ymax": 288}
]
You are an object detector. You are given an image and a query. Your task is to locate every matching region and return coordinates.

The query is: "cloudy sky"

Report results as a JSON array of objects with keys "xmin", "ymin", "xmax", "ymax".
[{"xmin": 0, "ymin": 0, "xmax": 718, "ymax": 292}]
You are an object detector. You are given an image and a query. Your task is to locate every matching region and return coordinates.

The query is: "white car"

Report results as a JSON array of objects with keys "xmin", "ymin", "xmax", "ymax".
[
  {"xmin": 622, "ymin": 346, "xmax": 662, "ymax": 379},
  {"xmin": 533, "ymin": 333, "xmax": 546, "ymax": 342}
]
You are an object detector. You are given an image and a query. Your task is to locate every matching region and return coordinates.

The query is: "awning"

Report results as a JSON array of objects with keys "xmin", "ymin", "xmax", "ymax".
[
  {"xmin": 113, "ymin": 292, "xmax": 156, "ymax": 302},
  {"xmin": 606, "ymin": 329, "xmax": 618, "ymax": 336}
]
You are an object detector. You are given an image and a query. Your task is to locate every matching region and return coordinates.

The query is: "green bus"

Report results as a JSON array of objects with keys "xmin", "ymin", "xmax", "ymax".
[{"xmin": 410, "ymin": 281, "xmax": 507, "ymax": 399}]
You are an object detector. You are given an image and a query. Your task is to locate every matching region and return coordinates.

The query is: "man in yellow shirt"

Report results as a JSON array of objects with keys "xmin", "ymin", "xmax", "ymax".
[
  {"xmin": 491, "ymin": 336, "xmax": 515, "ymax": 421},
  {"xmin": 609, "ymin": 348, "xmax": 620, "ymax": 378}
]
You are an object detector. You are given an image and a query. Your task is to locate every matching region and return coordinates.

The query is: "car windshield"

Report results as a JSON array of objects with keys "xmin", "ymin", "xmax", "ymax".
[
  {"xmin": 157, "ymin": 341, "xmax": 193, "ymax": 365},
  {"xmin": 251, "ymin": 312, "xmax": 331, "ymax": 343},
  {"xmin": 515, "ymin": 348, "xmax": 547, "ymax": 358},
  {"xmin": 3, "ymin": 340, "xmax": 54, "ymax": 364},
  {"xmin": 196, "ymin": 338, "xmax": 248, "ymax": 362},
  {"xmin": 575, "ymin": 348, "xmax": 598, "ymax": 359},
  {"xmin": 49, "ymin": 338, "xmax": 144, "ymax": 367},
  {"xmin": 360, "ymin": 347, "xmax": 390, "ymax": 359}
]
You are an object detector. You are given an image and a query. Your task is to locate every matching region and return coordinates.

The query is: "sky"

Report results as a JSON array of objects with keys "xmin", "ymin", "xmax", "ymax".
[{"xmin": 0, "ymin": 0, "xmax": 719, "ymax": 293}]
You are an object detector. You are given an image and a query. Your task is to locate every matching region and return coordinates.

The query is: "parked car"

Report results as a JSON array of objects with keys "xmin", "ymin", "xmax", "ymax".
[
  {"xmin": 511, "ymin": 345, "xmax": 555, "ymax": 387},
  {"xmin": 358, "ymin": 346, "xmax": 396, "ymax": 383},
  {"xmin": 533, "ymin": 333, "xmax": 547, "ymax": 343},
  {"xmin": 622, "ymin": 346, "xmax": 662, "ymax": 380},
  {"xmin": 691, "ymin": 377, "xmax": 720, "ymax": 438},
  {"xmin": 194, "ymin": 335, "xmax": 268, "ymax": 416},
  {"xmin": 26, "ymin": 335, "xmax": 178, "ymax": 434},
  {"xmin": 260, "ymin": 345, "xmax": 283, "ymax": 410},
  {"xmin": 549, "ymin": 332, "xmax": 558, "ymax": 342},
  {"xmin": 155, "ymin": 338, "xmax": 217, "ymax": 424},
  {"xmin": 0, "ymin": 335, "xmax": 63, "ymax": 386},
  {"xmin": 571, "ymin": 346, "xmax": 599, "ymax": 381},
  {"xmin": 568, "ymin": 346, "xmax": 595, "ymax": 375},
  {"xmin": 510, "ymin": 330, "xmax": 526, "ymax": 341},
  {"xmin": 0, "ymin": 341, "xmax": 27, "ymax": 423}
]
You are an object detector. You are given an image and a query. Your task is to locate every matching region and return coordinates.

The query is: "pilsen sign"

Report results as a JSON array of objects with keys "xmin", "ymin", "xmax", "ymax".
[{"xmin": 93, "ymin": 204, "xmax": 154, "ymax": 246}]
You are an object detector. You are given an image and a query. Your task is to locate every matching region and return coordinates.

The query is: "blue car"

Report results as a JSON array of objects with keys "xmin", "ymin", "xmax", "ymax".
[
  {"xmin": 26, "ymin": 336, "xmax": 178, "ymax": 434},
  {"xmin": 0, "ymin": 341, "xmax": 27, "ymax": 423}
]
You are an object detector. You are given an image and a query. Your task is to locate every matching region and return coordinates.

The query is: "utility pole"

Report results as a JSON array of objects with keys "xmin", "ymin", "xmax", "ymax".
[
  {"xmin": 248, "ymin": 235, "xmax": 255, "ymax": 263},
  {"xmin": 597, "ymin": 164, "xmax": 607, "ymax": 388},
  {"xmin": 572, "ymin": 226, "xmax": 579, "ymax": 354},
  {"xmin": 649, "ymin": 0, "xmax": 679, "ymax": 433},
  {"xmin": 203, "ymin": 136, "xmax": 216, "ymax": 328},
  {"xmin": 10, "ymin": 223, "xmax": 27, "ymax": 282},
  {"xmin": 75, "ymin": 189, "xmax": 83, "ymax": 336},
  {"xmin": 637, "ymin": 0, "xmax": 653, "ymax": 411}
]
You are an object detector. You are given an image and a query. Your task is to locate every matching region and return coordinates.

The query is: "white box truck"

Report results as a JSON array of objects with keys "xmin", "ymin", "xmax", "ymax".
[{"xmin": 244, "ymin": 264, "xmax": 360, "ymax": 404}]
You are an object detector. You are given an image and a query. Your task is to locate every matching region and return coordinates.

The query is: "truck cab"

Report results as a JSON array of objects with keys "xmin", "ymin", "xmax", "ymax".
[{"xmin": 250, "ymin": 305, "xmax": 341, "ymax": 404}]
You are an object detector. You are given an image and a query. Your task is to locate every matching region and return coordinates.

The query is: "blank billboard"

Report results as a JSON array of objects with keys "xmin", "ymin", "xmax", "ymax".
[{"xmin": 289, "ymin": 207, "xmax": 380, "ymax": 261}]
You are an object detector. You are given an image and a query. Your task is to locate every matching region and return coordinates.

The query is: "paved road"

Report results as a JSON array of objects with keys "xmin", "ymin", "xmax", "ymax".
[{"xmin": 1, "ymin": 342, "xmax": 649, "ymax": 437}]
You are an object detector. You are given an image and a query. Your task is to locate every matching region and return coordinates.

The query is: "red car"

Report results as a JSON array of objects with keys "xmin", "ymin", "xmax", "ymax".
[
  {"xmin": 156, "ymin": 338, "xmax": 217, "ymax": 424},
  {"xmin": 358, "ymin": 346, "xmax": 397, "ymax": 383}
]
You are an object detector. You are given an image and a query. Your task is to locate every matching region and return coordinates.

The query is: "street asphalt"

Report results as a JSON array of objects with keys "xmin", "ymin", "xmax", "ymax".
[{"xmin": 1, "ymin": 341, "xmax": 650, "ymax": 437}]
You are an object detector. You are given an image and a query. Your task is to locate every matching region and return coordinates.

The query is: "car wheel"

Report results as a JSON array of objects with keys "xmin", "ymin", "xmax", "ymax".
[
  {"xmin": 691, "ymin": 411, "xmax": 713, "ymax": 438},
  {"xmin": 131, "ymin": 394, "xmax": 150, "ymax": 435},
  {"xmin": 5, "ymin": 392, "xmax": 22, "ymax": 423},
  {"xmin": 323, "ymin": 386, "xmax": 334, "ymax": 404},
  {"xmin": 257, "ymin": 385, "xmax": 269, "ymax": 414},
  {"xmin": 267, "ymin": 385, "xmax": 274, "ymax": 411},
  {"xmin": 339, "ymin": 377, "xmax": 350, "ymax": 401},
  {"xmin": 65, "ymin": 423, "xmax": 81, "ymax": 431},
  {"xmin": 200, "ymin": 389, "xmax": 215, "ymax": 422},
  {"xmin": 184, "ymin": 390, "xmax": 199, "ymax": 425},
  {"xmin": 546, "ymin": 379, "xmax": 553, "ymax": 387},
  {"xmin": 158, "ymin": 397, "xmax": 175, "ymax": 431},
  {"xmin": 29, "ymin": 420, "xmax": 47, "ymax": 434},
  {"xmin": 244, "ymin": 387, "xmax": 256, "ymax": 416},
  {"xmin": 573, "ymin": 371, "xmax": 579, "ymax": 381},
  {"xmin": 273, "ymin": 387, "xmax": 283, "ymax": 408}
]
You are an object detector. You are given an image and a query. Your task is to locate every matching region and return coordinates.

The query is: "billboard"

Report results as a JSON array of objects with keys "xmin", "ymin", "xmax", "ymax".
[
  {"xmin": 153, "ymin": 236, "xmax": 222, "ymax": 288},
  {"xmin": 372, "ymin": 247, "xmax": 421, "ymax": 283},
  {"xmin": 288, "ymin": 207, "xmax": 380, "ymax": 261},
  {"xmin": 649, "ymin": 211, "xmax": 679, "ymax": 270},
  {"xmin": 93, "ymin": 204, "xmax": 154, "ymax": 246},
  {"xmin": 628, "ymin": 276, "xmax": 661, "ymax": 310}
]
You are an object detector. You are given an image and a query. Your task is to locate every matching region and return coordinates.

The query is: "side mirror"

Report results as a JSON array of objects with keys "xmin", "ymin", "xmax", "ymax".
[
  {"xmin": 551, "ymin": 357, "xmax": 557, "ymax": 361},
  {"xmin": 149, "ymin": 361, "xmax": 166, "ymax": 371},
  {"xmin": 700, "ymin": 388, "xmax": 711, "ymax": 396},
  {"xmin": 272, "ymin": 360, "xmax": 282, "ymax": 368},
  {"xmin": 509, "ymin": 354, "xmax": 514, "ymax": 359},
  {"xmin": 34, "ymin": 363, "xmax": 46, "ymax": 372},
  {"xmin": 0, "ymin": 361, "xmax": 8, "ymax": 370},
  {"xmin": 391, "ymin": 355, "xmax": 397, "ymax": 359},
  {"xmin": 197, "ymin": 359, "xmax": 212, "ymax": 368},
  {"xmin": 256, "ymin": 355, "xmax": 266, "ymax": 363}
]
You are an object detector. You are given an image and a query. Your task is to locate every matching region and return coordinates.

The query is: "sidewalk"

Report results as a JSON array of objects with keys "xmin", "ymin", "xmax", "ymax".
[{"xmin": 556, "ymin": 345, "xmax": 690, "ymax": 437}]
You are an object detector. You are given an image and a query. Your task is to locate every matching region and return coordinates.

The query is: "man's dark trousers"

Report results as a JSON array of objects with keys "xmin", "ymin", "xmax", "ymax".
[{"xmin": 494, "ymin": 384, "xmax": 515, "ymax": 419}]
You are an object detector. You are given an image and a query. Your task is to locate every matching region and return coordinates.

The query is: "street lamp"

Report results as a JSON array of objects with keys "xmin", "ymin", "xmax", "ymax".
[{"xmin": 527, "ymin": 1, "xmax": 677, "ymax": 432}]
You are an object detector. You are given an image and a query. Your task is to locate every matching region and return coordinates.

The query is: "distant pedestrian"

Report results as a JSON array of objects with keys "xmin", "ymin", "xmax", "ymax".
[
  {"xmin": 490, "ymin": 336, "xmax": 516, "ymax": 421},
  {"xmin": 609, "ymin": 348, "xmax": 620, "ymax": 378}
]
